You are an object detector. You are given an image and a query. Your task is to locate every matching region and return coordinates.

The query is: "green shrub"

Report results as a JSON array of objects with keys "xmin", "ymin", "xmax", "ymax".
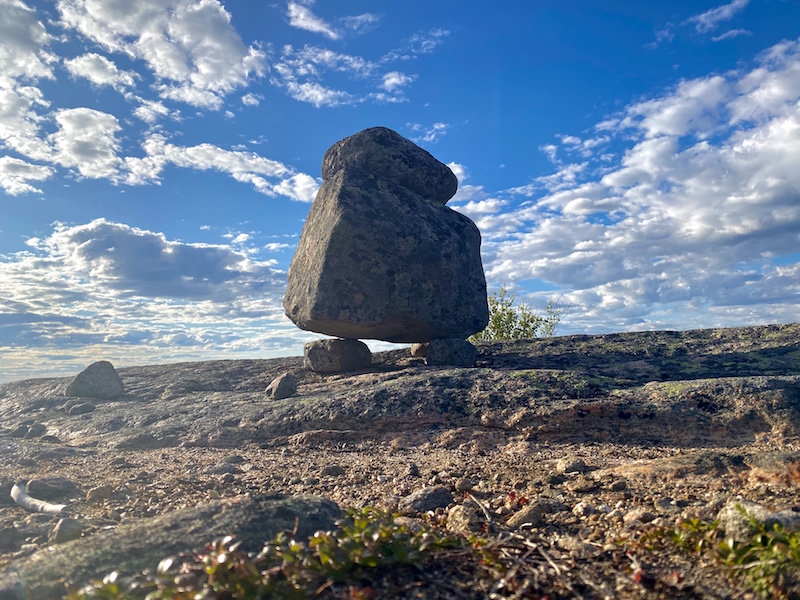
[{"xmin": 469, "ymin": 286, "xmax": 566, "ymax": 342}]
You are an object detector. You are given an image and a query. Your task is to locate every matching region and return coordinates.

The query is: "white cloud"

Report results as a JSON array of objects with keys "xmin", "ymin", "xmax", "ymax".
[
  {"xmin": 132, "ymin": 97, "xmax": 180, "ymax": 123},
  {"xmin": 287, "ymin": 2, "xmax": 339, "ymax": 40},
  {"xmin": 0, "ymin": 85, "xmax": 51, "ymax": 159},
  {"xmin": 380, "ymin": 71, "xmax": 414, "ymax": 92},
  {"xmin": 340, "ymin": 13, "xmax": 380, "ymax": 34},
  {"xmin": 409, "ymin": 122, "xmax": 449, "ymax": 143},
  {"xmin": 474, "ymin": 35, "xmax": 800, "ymax": 333},
  {"xmin": 0, "ymin": 0, "xmax": 56, "ymax": 85},
  {"xmin": 50, "ymin": 107, "xmax": 122, "ymax": 179},
  {"xmin": 687, "ymin": 0, "xmax": 749, "ymax": 34},
  {"xmin": 0, "ymin": 218, "xmax": 302, "ymax": 380},
  {"xmin": 64, "ymin": 52, "xmax": 137, "ymax": 91},
  {"xmin": 264, "ymin": 242, "xmax": 291, "ymax": 251},
  {"xmin": 123, "ymin": 133, "xmax": 317, "ymax": 201},
  {"xmin": 56, "ymin": 0, "xmax": 266, "ymax": 109},
  {"xmin": 712, "ymin": 29, "xmax": 752, "ymax": 42},
  {"xmin": 0, "ymin": 156, "xmax": 52, "ymax": 195},
  {"xmin": 241, "ymin": 92, "xmax": 261, "ymax": 106}
]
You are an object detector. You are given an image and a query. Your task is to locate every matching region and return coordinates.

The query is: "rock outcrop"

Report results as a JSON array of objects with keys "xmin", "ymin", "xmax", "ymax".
[{"xmin": 283, "ymin": 126, "xmax": 489, "ymax": 343}]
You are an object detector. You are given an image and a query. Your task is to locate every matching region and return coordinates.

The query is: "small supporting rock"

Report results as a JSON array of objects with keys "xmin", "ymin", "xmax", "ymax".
[
  {"xmin": 410, "ymin": 343, "xmax": 428, "ymax": 358},
  {"xmin": 425, "ymin": 338, "xmax": 478, "ymax": 367},
  {"xmin": 304, "ymin": 339, "xmax": 371, "ymax": 373}
]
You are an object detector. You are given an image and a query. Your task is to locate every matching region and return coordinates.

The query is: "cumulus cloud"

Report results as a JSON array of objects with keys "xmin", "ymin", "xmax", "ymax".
[
  {"xmin": 56, "ymin": 0, "xmax": 266, "ymax": 109},
  {"xmin": 241, "ymin": 92, "xmax": 261, "ymax": 106},
  {"xmin": 380, "ymin": 71, "xmax": 414, "ymax": 92},
  {"xmin": 687, "ymin": 0, "xmax": 749, "ymax": 34},
  {"xmin": 64, "ymin": 52, "xmax": 137, "ymax": 91},
  {"xmin": 475, "ymin": 35, "xmax": 800, "ymax": 333},
  {"xmin": 0, "ymin": 156, "xmax": 52, "ymax": 195},
  {"xmin": 49, "ymin": 107, "xmax": 122, "ymax": 179},
  {"xmin": 0, "ymin": 218, "xmax": 306, "ymax": 380},
  {"xmin": 0, "ymin": 0, "xmax": 56, "ymax": 85}
]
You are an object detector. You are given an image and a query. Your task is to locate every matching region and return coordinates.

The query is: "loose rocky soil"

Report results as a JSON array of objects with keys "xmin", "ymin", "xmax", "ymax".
[{"xmin": 1, "ymin": 323, "xmax": 799, "ymax": 598}]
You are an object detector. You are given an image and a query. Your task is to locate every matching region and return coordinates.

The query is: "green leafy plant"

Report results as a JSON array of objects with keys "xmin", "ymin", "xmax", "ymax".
[
  {"xmin": 633, "ymin": 510, "xmax": 800, "ymax": 599},
  {"xmin": 64, "ymin": 507, "xmax": 466, "ymax": 600},
  {"xmin": 469, "ymin": 287, "xmax": 566, "ymax": 342}
]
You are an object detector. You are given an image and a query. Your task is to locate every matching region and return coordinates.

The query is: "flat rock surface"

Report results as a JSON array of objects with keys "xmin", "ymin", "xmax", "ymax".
[{"xmin": 1, "ymin": 323, "xmax": 799, "ymax": 598}]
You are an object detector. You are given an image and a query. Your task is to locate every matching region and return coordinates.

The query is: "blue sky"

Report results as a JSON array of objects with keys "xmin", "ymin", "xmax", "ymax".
[{"xmin": 1, "ymin": 0, "xmax": 799, "ymax": 383}]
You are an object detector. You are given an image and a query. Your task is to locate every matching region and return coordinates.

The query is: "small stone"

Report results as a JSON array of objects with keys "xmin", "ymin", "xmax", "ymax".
[
  {"xmin": 446, "ymin": 505, "xmax": 482, "ymax": 532},
  {"xmin": 50, "ymin": 518, "xmax": 84, "ymax": 544},
  {"xmin": 68, "ymin": 402, "xmax": 97, "ymax": 415},
  {"xmin": 454, "ymin": 477, "xmax": 474, "ymax": 492},
  {"xmin": 406, "ymin": 463, "xmax": 420, "ymax": 477},
  {"xmin": 24, "ymin": 423, "xmax": 47, "ymax": 438},
  {"xmin": 206, "ymin": 462, "xmax": 237, "ymax": 475},
  {"xmin": 573, "ymin": 501, "xmax": 597, "ymax": 517},
  {"xmin": 506, "ymin": 503, "xmax": 546, "ymax": 529},
  {"xmin": 220, "ymin": 473, "xmax": 236, "ymax": 484},
  {"xmin": 410, "ymin": 343, "xmax": 428, "ymax": 358},
  {"xmin": 556, "ymin": 456, "xmax": 586, "ymax": 474},
  {"xmin": 66, "ymin": 360, "xmax": 124, "ymax": 399},
  {"xmin": 610, "ymin": 480, "xmax": 627, "ymax": 491},
  {"xmin": 320, "ymin": 465, "xmax": 346, "ymax": 477},
  {"xmin": 265, "ymin": 372, "xmax": 298, "ymax": 400},
  {"xmin": 26, "ymin": 477, "xmax": 79, "ymax": 501},
  {"xmin": 398, "ymin": 486, "xmax": 454, "ymax": 514},
  {"xmin": 623, "ymin": 508, "xmax": 656, "ymax": 524},
  {"xmin": 86, "ymin": 485, "xmax": 114, "ymax": 502},
  {"xmin": 425, "ymin": 339, "xmax": 478, "ymax": 367},
  {"xmin": 304, "ymin": 339, "xmax": 372, "ymax": 373},
  {"xmin": 207, "ymin": 490, "xmax": 221, "ymax": 500}
]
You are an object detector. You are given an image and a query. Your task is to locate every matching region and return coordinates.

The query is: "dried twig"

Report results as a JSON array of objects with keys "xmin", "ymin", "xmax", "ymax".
[{"xmin": 10, "ymin": 482, "xmax": 67, "ymax": 514}]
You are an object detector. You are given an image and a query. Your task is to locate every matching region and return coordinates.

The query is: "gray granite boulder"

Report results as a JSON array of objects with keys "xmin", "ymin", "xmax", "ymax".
[
  {"xmin": 284, "ymin": 127, "xmax": 489, "ymax": 343},
  {"xmin": 304, "ymin": 338, "xmax": 372, "ymax": 373},
  {"xmin": 65, "ymin": 361, "xmax": 124, "ymax": 399}
]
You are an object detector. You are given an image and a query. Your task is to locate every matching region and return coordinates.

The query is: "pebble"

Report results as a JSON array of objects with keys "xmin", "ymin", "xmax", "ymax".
[
  {"xmin": 68, "ymin": 402, "xmax": 97, "ymax": 415},
  {"xmin": 406, "ymin": 462, "xmax": 420, "ymax": 477},
  {"xmin": 220, "ymin": 473, "xmax": 236, "ymax": 484},
  {"xmin": 446, "ymin": 505, "xmax": 482, "ymax": 532},
  {"xmin": 398, "ymin": 486, "xmax": 453, "ymax": 514},
  {"xmin": 50, "ymin": 518, "xmax": 85, "ymax": 544},
  {"xmin": 206, "ymin": 462, "xmax": 237, "ymax": 475},
  {"xmin": 26, "ymin": 477, "xmax": 79, "ymax": 501},
  {"xmin": 623, "ymin": 507, "xmax": 656, "ymax": 524},
  {"xmin": 572, "ymin": 501, "xmax": 597, "ymax": 517},
  {"xmin": 506, "ymin": 503, "xmax": 546, "ymax": 529},
  {"xmin": 86, "ymin": 485, "xmax": 114, "ymax": 503},
  {"xmin": 320, "ymin": 465, "xmax": 346, "ymax": 477},
  {"xmin": 556, "ymin": 456, "xmax": 586, "ymax": 474},
  {"xmin": 25, "ymin": 423, "xmax": 48, "ymax": 438}
]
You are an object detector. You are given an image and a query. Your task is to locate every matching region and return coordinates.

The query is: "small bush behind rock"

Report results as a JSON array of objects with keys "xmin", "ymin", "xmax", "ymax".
[{"xmin": 469, "ymin": 286, "xmax": 566, "ymax": 342}]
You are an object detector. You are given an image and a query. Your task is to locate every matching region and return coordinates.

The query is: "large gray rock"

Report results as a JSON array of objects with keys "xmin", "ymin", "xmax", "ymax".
[
  {"xmin": 65, "ymin": 361, "xmax": 124, "ymax": 399},
  {"xmin": 0, "ymin": 495, "xmax": 340, "ymax": 600},
  {"xmin": 284, "ymin": 127, "xmax": 489, "ymax": 343}
]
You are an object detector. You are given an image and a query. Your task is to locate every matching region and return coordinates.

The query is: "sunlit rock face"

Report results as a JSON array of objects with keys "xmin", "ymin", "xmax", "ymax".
[{"xmin": 284, "ymin": 127, "xmax": 489, "ymax": 343}]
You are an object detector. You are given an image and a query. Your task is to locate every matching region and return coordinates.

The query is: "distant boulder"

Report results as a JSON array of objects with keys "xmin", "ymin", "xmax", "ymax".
[{"xmin": 65, "ymin": 361, "xmax": 124, "ymax": 400}]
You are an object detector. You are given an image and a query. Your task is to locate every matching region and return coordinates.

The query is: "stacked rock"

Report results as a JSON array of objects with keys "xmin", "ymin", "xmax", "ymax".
[{"xmin": 284, "ymin": 127, "xmax": 489, "ymax": 371}]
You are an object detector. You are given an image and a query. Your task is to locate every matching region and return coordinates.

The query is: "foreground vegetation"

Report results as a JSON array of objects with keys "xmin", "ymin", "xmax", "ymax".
[
  {"xmin": 469, "ymin": 287, "xmax": 566, "ymax": 342},
  {"xmin": 66, "ymin": 505, "xmax": 800, "ymax": 599}
]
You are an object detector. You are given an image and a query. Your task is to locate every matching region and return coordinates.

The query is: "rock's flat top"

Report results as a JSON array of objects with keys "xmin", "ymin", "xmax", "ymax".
[{"xmin": 1, "ymin": 323, "xmax": 800, "ymax": 598}]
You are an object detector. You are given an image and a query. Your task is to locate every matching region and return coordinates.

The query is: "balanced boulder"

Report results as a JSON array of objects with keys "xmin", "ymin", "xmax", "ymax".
[{"xmin": 284, "ymin": 127, "xmax": 489, "ymax": 343}]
